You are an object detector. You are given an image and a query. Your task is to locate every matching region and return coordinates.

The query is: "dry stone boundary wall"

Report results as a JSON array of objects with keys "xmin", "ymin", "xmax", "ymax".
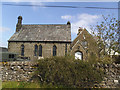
[
  {"xmin": 1, "ymin": 61, "xmax": 120, "ymax": 88},
  {"xmin": 1, "ymin": 61, "xmax": 38, "ymax": 81},
  {"xmin": 93, "ymin": 63, "xmax": 120, "ymax": 88}
]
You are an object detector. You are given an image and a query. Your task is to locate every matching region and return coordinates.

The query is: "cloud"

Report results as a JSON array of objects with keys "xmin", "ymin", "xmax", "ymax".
[
  {"xmin": 7, "ymin": 0, "xmax": 45, "ymax": 11},
  {"xmin": 30, "ymin": 2, "xmax": 44, "ymax": 11},
  {"xmin": 1, "ymin": 0, "xmax": 45, "ymax": 10},
  {"xmin": 61, "ymin": 13, "xmax": 102, "ymax": 34},
  {"xmin": 0, "ymin": 27, "xmax": 11, "ymax": 32},
  {"xmin": 72, "ymin": 14, "xmax": 101, "ymax": 34},
  {"xmin": 8, "ymin": 0, "xmax": 21, "ymax": 2},
  {"xmin": 61, "ymin": 15, "xmax": 74, "ymax": 20}
]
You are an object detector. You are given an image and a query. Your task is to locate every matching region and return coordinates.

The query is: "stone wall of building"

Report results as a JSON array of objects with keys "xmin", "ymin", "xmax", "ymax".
[
  {"xmin": 8, "ymin": 42, "xmax": 71, "ymax": 60},
  {"xmin": 70, "ymin": 29, "xmax": 99, "ymax": 60},
  {"xmin": 70, "ymin": 40, "xmax": 88, "ymax": 60},
  {"xmin": 1, "ymin": 61, "xmax": 120, "ymax": 88}
]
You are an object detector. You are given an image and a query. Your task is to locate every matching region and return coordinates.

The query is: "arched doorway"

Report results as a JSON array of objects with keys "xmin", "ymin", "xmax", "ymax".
[{"xmin": 75, "ymin": 51, "xmax": 83, "ymax": 60}]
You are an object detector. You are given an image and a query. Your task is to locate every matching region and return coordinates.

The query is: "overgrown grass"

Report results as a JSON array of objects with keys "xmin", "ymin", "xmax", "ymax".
[
  {"xmin": 2, "ymin": 81, "xmax": 41, "ymax": 88},
  {"xmin": 0, "ymin": 80, "xmax": 2, "ymax": 89}
]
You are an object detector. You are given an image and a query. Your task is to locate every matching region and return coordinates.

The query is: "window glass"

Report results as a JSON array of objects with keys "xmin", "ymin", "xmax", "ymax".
[
  {"xmin": 53, "ymin": 45, "xmax": 57, "ymax": 56},
  {"xmin": 39, "ymin": 45, "xmax": 42, "ymax": 56},
  {"xmin": 21, "ymin": 44, "xmax": 24, "ymax": 56},
  {"xmin": 34, "ymin": 45, "xmax": 38, "ymax": 56},
  {"xmin": 9, "ymin": 54, "xmax": 12, "ymax": 58},
  {"xmin": 11, "ymin": 54, "xmax": 14, "ymax": 58},
  {"xmin": 65, "ymin": 44, "xmax": 67, "ymax": 55}
]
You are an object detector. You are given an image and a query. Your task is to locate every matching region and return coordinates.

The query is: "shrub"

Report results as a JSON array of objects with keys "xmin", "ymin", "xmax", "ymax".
[
  {"xmin": 112, "ymin": 55, "xmax": 120, "ymax": 64},
  {"xmin": 33, "ymin": 56, "xmax": 104, "ymax": 88}
]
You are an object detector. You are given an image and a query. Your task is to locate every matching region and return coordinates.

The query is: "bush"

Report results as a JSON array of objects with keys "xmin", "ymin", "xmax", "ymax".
[
  {"xmin": 33, "ymin": 56, "xmax": 104, "ymax": 88},
  {"xmin": 112, "ymin": 55, "xmax": 120, "ymax": 64}
]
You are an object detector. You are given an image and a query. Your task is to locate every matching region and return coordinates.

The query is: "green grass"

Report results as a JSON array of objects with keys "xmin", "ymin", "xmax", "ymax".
[
  {"xmin": 0, "ymin": 80, "xmax": 2, "ymax": 89},
  {"xmin": 2, "ymin": 81, "xmax": 41, "ymax": 88},
  {"xmin": 2, "ymin": 81, "xmax": 65, "ymax": 88}
]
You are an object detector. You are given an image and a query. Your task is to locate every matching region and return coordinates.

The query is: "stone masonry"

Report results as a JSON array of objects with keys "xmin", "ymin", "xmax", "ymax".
[
  {"xmin": 1, "ymin": 61, "xmax": 38, "ymax": 81},
  {"xmin": 94, "ymin": 63, "xmax": 120, "ymax": 88},
  {"xmin": 8, "ymin": 16, "xmax": 71, "ymax": 61},
  {"xmin": 1, "ymin": 61, "xmax": 120, "ymax": 88},
  {"xmin": 8, "ymin": 42, "xmax": 71, "ymax": 60}
]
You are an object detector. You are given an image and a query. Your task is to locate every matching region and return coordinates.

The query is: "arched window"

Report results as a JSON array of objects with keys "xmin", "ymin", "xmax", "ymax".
[
  {"xmin": 39, "ymin": 45, "xmax": 42, "ymax": 57},
  {"xmin": 75, "ymin": 51, "xmax": 83, "ymax": 60},
  {"xmin": 53, "ymin": 45, "xmax": 57, "ymax": 56},
  {"xmin": 65, "ymin": 43, "xmax": 67, "ymax": 56},
  {"xmin": 21, "ymin": 44, "xmax": 24, "ymax": 56},
  {"xmin": 34, "ymin": 44, "xmax": 38, "ymax": 56}
]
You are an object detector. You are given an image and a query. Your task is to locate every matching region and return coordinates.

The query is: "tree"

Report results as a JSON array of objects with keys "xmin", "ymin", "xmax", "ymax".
[{"xmin": 90, "ymin": 15, "xmax": 120, "ymax": 59}]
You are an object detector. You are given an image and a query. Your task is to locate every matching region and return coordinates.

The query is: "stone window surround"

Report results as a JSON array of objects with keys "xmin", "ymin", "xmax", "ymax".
[{"xmin": 53, "ymin": 45, "xmax": 57, "ymax": 56}]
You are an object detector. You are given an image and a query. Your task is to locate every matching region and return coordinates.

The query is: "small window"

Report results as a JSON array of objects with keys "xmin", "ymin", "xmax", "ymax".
[
  {"xmin": 9, "ymin": 54, "xmax": 14, "ymax": 58},
  {"xmin": 65, "ymin": 44, "xmax": 67, "ymax": 56},
  {"xmin": 39, "ymin": 45, "xmax": 42, "ymax": 57},
  {"xmin": 9, "ymin": 54, "xmax": 12, "ymax": 58},
  {"xmin": 21, "ymin": 44, "xmax": 24, "ymax": 56},
  {"xmin": 34, "ymin": 45, "xmax": 38, "ymax": 56},
  {"xmin": 11, "ymin": 54, "xmax": 14, "ymax": 58},
  {"xmin": 53, "ymin": 45, "xmax": 57, "ymax": 56}
]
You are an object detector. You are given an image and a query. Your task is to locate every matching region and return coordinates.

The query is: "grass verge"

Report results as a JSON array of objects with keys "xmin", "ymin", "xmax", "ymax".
[{"xmin": 2, "ymin": 81, "xmax": 40, "ymax": 88}]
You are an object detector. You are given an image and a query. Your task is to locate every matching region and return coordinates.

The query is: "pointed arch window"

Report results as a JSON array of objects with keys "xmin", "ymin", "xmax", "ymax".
[
  {"xmin": 21, "ymin": 44, "xmax": 24, "ymax": 56},
  {"xmin": 34, "ymin": 44, "xmax": 38, "ymax": 56},
  {"xmin": 53, "ymin": 45, "xmax": 57, "ymax": 56},
  {"xmin": 65, "ymin": 43, "xmax": 67, "ymax": 56},
  {"xmin": 39, "ymin": 45, "xmax": 42, "ymax": 57}
]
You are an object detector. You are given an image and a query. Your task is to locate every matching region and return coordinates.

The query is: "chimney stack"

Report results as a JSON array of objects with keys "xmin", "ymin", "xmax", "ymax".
[
  {"xmin": 67, "ymin": 21, "xmax": 71, "ymax": 28},
  {"xmin": 77, "ymin": 27, "xmax": 83, "ymax": 35},
  {"xmin": 16, "ymin": 16, "xmax": 22, "ymax": 32}
]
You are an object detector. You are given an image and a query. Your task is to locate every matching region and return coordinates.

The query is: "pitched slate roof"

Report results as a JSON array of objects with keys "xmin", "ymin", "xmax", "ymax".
[
  {"xmin": 0, "ymin": 47, "xmax": 8, "ymax": 52},
  {"xmin": 8, "ymin": 24, "xmax": 71, "ymax": 42}
]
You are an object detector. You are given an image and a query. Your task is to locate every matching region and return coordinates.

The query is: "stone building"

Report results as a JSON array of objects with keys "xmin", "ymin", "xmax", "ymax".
[
  {"xmin": 8, "ymin": 16, "xmax": 98, "ymax": 60},
  {"xmin": 70, "ymin": 27, "xmax": 99, "ymax": 60},
  {"xmin": 8, "ymin": 16, "xmax": 71, "ymax": 60}
]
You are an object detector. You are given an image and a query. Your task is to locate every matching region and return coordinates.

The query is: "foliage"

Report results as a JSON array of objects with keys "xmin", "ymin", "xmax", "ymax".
[
  {"xmin": 33, "ymin": 56, "xmax": 104, "ymax": 88},
  {"xmin": 112, "ymin": 55, "xmax": 120, "ymax": 64},
  {"xmin": 97, "ymin": 55, "xmax": 114, "ymax": 64},
  {"xmin": 91, "ymin": 15, "xmax": 120, "ymax": 58}
]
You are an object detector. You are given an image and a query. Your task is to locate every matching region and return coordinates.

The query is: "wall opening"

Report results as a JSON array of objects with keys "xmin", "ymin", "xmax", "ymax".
[{"xmin": 75, "ymin": 51, "xmax": 83, "ymax": 60}]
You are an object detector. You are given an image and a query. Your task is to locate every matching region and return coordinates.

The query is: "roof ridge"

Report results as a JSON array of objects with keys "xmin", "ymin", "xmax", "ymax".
[
  {"xmin": 22, "ymin": 24, "xmax": 67, "ymax": 26},
  {"xmin": 9, "ymin": 23, "xmax": 71, "ymax": 42}
]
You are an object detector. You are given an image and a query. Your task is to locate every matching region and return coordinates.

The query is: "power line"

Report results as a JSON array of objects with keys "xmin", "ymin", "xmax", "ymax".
[{"xmin": 2, "ymin": 3, "xmax": 119, "ymax": 9}]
